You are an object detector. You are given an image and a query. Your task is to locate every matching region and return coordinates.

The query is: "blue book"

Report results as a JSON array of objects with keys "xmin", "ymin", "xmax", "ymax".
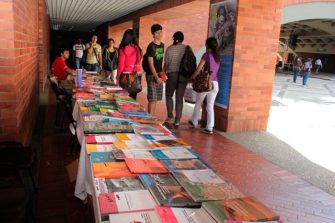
[
  {"xmin": 151, "ymin": 148, "xmax": 199, "ymax": 160},
  {"xmin": 90, "ymin": 152, "xmax": 116, "ymax": 163}
]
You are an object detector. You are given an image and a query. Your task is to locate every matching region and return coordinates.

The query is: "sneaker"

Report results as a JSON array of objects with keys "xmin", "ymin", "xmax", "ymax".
[
  {"xmin": 201, "ymin": 129, "xmax": 213, "ymax": 135},
  {"xmin": 164, "ymin": 118, "xmax": 174, "ymax": 124},
  {"xmin": 173, "ymin": 122, "xmax": 180, "ymax": 127},
  {"xmin": 188, "ymin": 120, "xmax": 196, "ymax": 128}
]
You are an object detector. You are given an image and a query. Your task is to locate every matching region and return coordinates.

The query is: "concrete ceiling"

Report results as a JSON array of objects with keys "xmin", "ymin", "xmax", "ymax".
[
  {"xmin": 280, "ymin": 19, "xmax": 335, "ymax": 54},
  {"xmin": 45, "ymin": 0, "xmax": 160, "ymax": 32}
]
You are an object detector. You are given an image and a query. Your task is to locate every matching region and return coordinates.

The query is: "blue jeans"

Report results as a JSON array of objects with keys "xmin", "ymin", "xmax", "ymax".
[
  {"xmin": 293, "ymin": 68, "xmax": 300, "ymax": 83},
  {"xmin": 86, "ymin": 63, "xmax": 99, "ymax": 72},
  {"xmin": 75, "ymin": 57, "xmax": 82, "ymax": 69},
  {"xmin": 303, "ymin": 72, "xmax": 310, "ymax": 86}
]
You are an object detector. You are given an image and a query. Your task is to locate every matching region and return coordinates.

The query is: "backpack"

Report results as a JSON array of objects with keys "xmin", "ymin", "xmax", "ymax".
[{"xmin": 179, "ymin": 45, "xmax": 197, "ymax": 78}]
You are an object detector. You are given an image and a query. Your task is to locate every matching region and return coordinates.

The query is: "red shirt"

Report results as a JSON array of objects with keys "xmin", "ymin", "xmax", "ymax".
[{"xmin": 52, "ymin": 56, "xmax": 68, "ymax": 80}]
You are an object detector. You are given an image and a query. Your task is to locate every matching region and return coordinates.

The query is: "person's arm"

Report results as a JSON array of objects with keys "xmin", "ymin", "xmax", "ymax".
[
  {"xmin": 72, "ymin": 45, "xmax": 76, "ymax": 60},
  {"xmin": 163, "ymin": 48, "xmax": 169, "ymax": 73},
  {"xmin": 148, "ymin": 56, "xmax": 162, "ymax": 84},
  {"xmin": 98, "ymin": 48, "xmax": 102, "ymax": 69},
  {"xmin": 190, "ymin": 59, "xmax": 206, "ymax": 80}
]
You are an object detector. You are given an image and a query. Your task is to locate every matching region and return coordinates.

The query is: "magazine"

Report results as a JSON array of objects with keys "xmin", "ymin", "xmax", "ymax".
[
  {"xmin": 162, "ymin": 159, "xmax": 209, "ymax": 171},
  {"xmin": 94, "ymin": 177, "xmax": 144, "ymax": 194},
  {"xmin": 151, "ymin": 148, "xmax": 199, "ymax": 160},
  {"xmin": 125, "ymin": 158, "xmax": 169, "ymax": 174},
  {"xmin": 108, "ymin": 211, "xmax": 161, "ymax": 223},
  {"xmin": 156, "ymin": 206, "xmax": 216, "ymax": 223}
]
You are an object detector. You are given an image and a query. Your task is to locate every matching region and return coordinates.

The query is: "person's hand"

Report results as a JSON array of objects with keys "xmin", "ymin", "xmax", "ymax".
[
  {"xmin": 156, "ymin": 77, "xmax": 163, "ymax": 84},
  {"xmin": 190, "ymin": 74, "xmax": 197, "ymax": 81}
]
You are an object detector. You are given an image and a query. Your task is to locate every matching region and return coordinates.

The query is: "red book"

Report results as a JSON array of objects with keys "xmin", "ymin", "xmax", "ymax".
[
  {"xmin": 125, "ymin": 158, "xmax": 169, "ymax": 174},
  {"xmin": 85, "ymin": 135, "xmax": 117, "ymax": 144}
]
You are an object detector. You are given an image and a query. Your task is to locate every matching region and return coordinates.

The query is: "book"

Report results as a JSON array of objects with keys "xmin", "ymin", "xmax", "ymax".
[
  {"xmin": 111, "ymin": 149, "xmax": 126, "ymax": 160},
  {"xmin": 84, "ymin": 122, "xmax": 134, "ymax": 134},
  {"xmin": 115, "ymin": 133, "xmax": 146, "ymax": 141},
  {"xmin": 125, "ymin": 158, "xmax": 169, "ymax": 174},
  {"xmin": 156, "ymin": 206, "xmax": 216, "ymax": 223},
  {"xmin": 86, "ymin": 144, "xmax": 115, "ymax": 154},
  {"xmin": 162, "ymin": 159, "xmax": 209, "ymax": 171},
  {"xmin": 202, "ymin": 197, "xmax": 280, "ymax": 222},
  {"xmin": 83, "ymin": 115, "xmax": 112, "ymax": 122},
  {"xmin": 90, "ymin": 152, "xmax": 115, "ymax": 163},
  {"xmin": 98, "ymin": 190, "xmax": 156, "ymax": 215},
  {"xmin": 151, "ymin": 148, "xmax": 199, "ymax": 160},
  {"xmin": 150, "ymin": 139, "xmax": 191, "ymax": 149},
  {"xmin": 132, "ymin": 124, "xmax": 171, "ymax": 135},
  {"xmin": 85, "ymin": 135, "xmax": 117, "ymax": 144},
  {"xmin": 109, "ymin": 211, "xmax": 161, "ymax": 223},
  {"xmin": 140, "ymin": 174, "xmax": 200, "ymax": 207},
  {"xmin": 112, "ymin": 150, "xmax": 156, "ymax": 160},
  {"xmin": 114, "ymin": 140, "xmax": 153, "ymax": 151},
  {"xmin": 130, "ymin": 115, "xmax": 163, "ymax": 124},
  {"xmin": 143, "ymin": 134, "xmax": 177, "ymax": 141},
  {"xmin": 94, "ymin": 177, "xmax": 144, "ymax": 194},
  {"xmin": 172, "ymin": 169, "xmax": 244, "ymax": 202},
  {"xmin": 92, "ymin": 162, "xmax": 137, "ymax": 178},
  {"xmin": 107, "ymin": 110, "xmax": 130, "ymax": 120}
]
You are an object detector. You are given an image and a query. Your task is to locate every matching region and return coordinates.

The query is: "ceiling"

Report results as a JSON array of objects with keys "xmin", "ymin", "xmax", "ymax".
[
  {"xmin": 280, "ymin": 19, "xmax": 335, "ymax": 54},
  {"xmin": 45, "ymin": 0, "xmax": 160, "ymax": 32}
]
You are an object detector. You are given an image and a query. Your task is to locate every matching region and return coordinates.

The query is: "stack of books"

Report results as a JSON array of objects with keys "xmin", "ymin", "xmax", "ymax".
[{"xmin": 76, "ymin": 74, "xmax": 282, "ymax": 223}]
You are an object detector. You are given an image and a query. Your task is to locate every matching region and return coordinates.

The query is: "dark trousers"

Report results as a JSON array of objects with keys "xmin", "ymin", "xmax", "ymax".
[
  {"xmin": 165, "ymin": 72, "xmax": 188, "ymax": 123},
  {"xmin": 86, "ymin": 63, "xmax": 99, "ymax": 72}
]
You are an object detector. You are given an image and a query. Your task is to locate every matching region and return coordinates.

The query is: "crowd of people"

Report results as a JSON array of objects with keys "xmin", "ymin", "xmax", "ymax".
[{"xmin": 50, "ymin": 24, "xmax": 221, "ymax": 135}]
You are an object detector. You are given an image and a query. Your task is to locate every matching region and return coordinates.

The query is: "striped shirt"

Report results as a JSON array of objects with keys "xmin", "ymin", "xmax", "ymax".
[{"xmin": 164, "ymin": 44, "xmax": 186, "ymax": 73}]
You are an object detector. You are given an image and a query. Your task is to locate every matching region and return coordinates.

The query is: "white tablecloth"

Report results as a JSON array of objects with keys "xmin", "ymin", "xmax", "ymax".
[{"xmin": 73, "ymin": 102, "xmax": 107, "ymax": 223}]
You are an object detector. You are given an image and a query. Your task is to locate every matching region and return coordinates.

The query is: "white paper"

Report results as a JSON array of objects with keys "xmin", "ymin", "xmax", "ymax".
[
  {"xmin": 114, "ymin": 190, "xmax": 156, "ymax": 212},
  {"xmin": 123, "ymin": 150, "xmax": 156, "ymax": 160},
  {"xmin": 94, "ymin": 135, "xmax": 116, "ymax": 143},
  {"xmin": 95, "ymin": 144, "xmax": 114, "ymax": 152},
  {"xmin": 171, "ymin": 207, "xmax": 216, "ymax": 223},
  {"xmin": 109, "ymin": 211, "xmax": 161, "ymax": 223},
  {"xmin": 161, "ymin": 148, "xmax": 197, "ymax": 159}
]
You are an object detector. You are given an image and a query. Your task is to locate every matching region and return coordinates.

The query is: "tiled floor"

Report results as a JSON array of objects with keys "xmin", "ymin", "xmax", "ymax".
[{"xmin": 36, "ymin": 88, "xmax": 335, "ymax": 223}]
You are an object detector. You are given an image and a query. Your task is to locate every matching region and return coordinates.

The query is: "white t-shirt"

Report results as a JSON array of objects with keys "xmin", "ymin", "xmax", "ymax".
[
  {"xmin": 73, "ymin": 44, "xmax": 85, "ymax": 58},
  {"xmin": 315, "ymin": 59, "xmax": 322, "ymax": 66}
]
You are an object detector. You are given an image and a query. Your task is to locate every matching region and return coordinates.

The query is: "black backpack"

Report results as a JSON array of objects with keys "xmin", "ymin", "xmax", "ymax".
[{"xmin": 179, "ymin": 45, "xmax": 197, "ymax": 78}]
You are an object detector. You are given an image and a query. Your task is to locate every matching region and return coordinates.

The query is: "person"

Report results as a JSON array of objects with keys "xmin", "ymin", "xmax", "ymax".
[
  {"xmin": 72, "ymin": 38, "xmax": 85, "ymax": 69},
  {"xmin": 117, "ymin": 29, "xmax": 143, "ymax": 100},
  {"xmin": 84, "ymin": 35, "xmax": 102, "ymax": 72},
  {"xmin": 164, "ymin": 31, "xmax": 187, "ymax": 127},
  {"xmin": 143, "ymin": 24, "xmax": 165, "ymax": 115},
  {"xmin": 302, "ymin": 58, "xmax": 313, "ymax": 86},
  {"xmin": 102, "ymin": 38, "xmax": 118, "ymax": 81},
  {"xmin": 188, "ymin": 37, "xmax": 220, "ymax": 135},
  {"xmin": 51, "ymin": 49, "xmax": 76, "ymax": 81},
  {"xmin": 293, "ymin": 57, "xmax": 302, "ymax": 83},
  {"xmin": 314, "ymin": 58, "xmax": 322, "ymax": 75}
]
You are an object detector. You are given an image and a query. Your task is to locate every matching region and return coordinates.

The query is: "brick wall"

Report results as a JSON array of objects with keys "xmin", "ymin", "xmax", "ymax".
[
  {"xmin": 108, "ymin": 21, "xmax": 133, "ymax": 48},
  {"xmin": 224, "ymin": 0, "xmax": 283, "ymax": 131},
  {"xmin": 139, "ymin": 17, "xmax": 167, "ymax": 53},
  {"xmin": 0, "ymin": 0, "xmax": 49, "ymax": 145}
]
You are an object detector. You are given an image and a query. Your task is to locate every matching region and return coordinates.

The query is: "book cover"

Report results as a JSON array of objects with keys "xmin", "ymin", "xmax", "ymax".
[
  {"xmin": 115, "ymin": 133, "xmax": 146, "ymax": 141},
  {"xmin": 86, "ymin": 144, "xmax": 115, "ymax": 154},
  {"xmin": 156, "ymin": 206, "xmax": 216, "ymax": 223},
  {"xmin": 202, "ymin": 197, "xmax": 280, "ymax": 222},
  {"xmin": 92, "ymin": 162, "xmax": 137, "ymax": 178},
  {"xmin": 150, "ymin": 139, "xmax": 191, "ymax": 149},
  {"xmin": 90, "ymin": 152, "xmax": 115, "ymax": 163},
  {"xmin": 132, "ymin": 124, "xmax": 171, "ymax": 135},
  {"xmin": 85, "ymin": 135, "xmax": 117, "ymax": 144},
  {"xmin": 109, "ymin": 211, "xmax": 161, "ymax": 223},
  {"xmin": 143, "ymin": 134, "xmax": 177, "ymax": 141},
  {"xmin": 84, "ymin": 122, "xmax": 134, "ymax": 134},
  {"xmin": 98, "ymin": 190, "xmax": 156, "ymax": 215},
  {"xmin": 94, "ymin": 177, "xmax": 144, "ymax": 194},
  {"xmin": 114, "ymin": 140, "xmax": 153, "ymax": 151},
  {"xmin": 130, "ymin": 116, "xmax": 163, "ymax": 124},
  {"xmin": 172, "ymin": 169, "xmax": 244, "ymax": 202},
  {"xmin": 139, "ymin": 174, "xmax": 200, "ymax": 207},
  {"xmin": 111, "ymin": 149, "xmax": 126, "ymax": 160},
  {"xmin": 151, "ymin": 148, "xmax": 199, "ymax": 160},
  {"xmin": 162, "ymin": 159, "xmax": 209, "ymax": 171},
  {"xmin": 123, "ymin": 150, "xmax": 156, "ymax": 160},
  {"xmin": 107, "ymin": 110, "xmax": 130, "ymax": 120},
  {"xmin": 125, "ymin": 158, "xmax": 169, "ymax": 174}
]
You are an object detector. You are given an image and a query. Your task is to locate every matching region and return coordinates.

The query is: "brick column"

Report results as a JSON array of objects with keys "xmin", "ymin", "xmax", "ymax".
[{"xmin": 224, "ymin": 0, "xmax": 283, "ymax": 131}]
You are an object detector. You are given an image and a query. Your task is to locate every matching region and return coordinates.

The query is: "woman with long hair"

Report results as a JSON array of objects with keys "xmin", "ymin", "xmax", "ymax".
[
  {"xmin": 102, "ymin": 38, "xmax": 118, "ymax": 81},
  {"xmin": 189, "ymin": 37, "xmax": 220, "ymax": 135},
  {"xmin": 117, "ymin": 29, "xmax": 143, "ymax": 99}
]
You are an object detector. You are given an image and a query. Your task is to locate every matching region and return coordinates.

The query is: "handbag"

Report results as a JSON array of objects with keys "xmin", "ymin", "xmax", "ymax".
[
  {"xmin": 119, "ymin": 72, "xmax": 142, "ymax": 95},
  {"xmin": 184, "ymin": 83, "xmax": 196, "ymax": 104},
  {"xmin": 119, "ymin": 47, "xmax": 142, "ymax": 94},
  {"xmin": 192, "ymin": 53, "xmax": 212, "ymax": 93}
]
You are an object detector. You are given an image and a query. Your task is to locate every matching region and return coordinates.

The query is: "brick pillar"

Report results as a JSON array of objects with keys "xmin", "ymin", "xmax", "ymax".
[{"xmin": 224, "ymin": 0, "xmax": 283, "ymax": 131}]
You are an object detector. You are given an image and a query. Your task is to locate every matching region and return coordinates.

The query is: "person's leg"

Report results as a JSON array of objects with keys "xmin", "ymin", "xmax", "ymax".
[
  {"xmin": 205, "ymin": 81, "xmax": 219, "ymax": 131},
  {"xmin": 302, "ymin": 72, "xmax": 309, "ymax": 86},
  {"xmin": 165, "ymin": 73, "xmax": 178, "ymax": 121},
  {"xmin": 93, "ymin": 63, "xmax": 99, "ymax": 72},
  {"xmin": 293, "ymin": 69, "xmax": 298, "ymax": 83},
  {"xmin": 175, "ymin": 75, "xmax": 188, "ymax": 124},
  {"xmin": 315, "ymin": 65, "xmax": 320, "ymax": 75},
  {"xmin": 191, "ymin": 91, "xmax": 208, "ymax": 126},
  {"xmin": 146, "ymin": 75, "xmax": 157, "ymax": 115},
  {"xmin": 86, "ymin": 63, "xmax": 92, "ymax": 71},
  {"xmin": 75, "ymin": 58, "xmax": 80, "ymax": 69}
]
